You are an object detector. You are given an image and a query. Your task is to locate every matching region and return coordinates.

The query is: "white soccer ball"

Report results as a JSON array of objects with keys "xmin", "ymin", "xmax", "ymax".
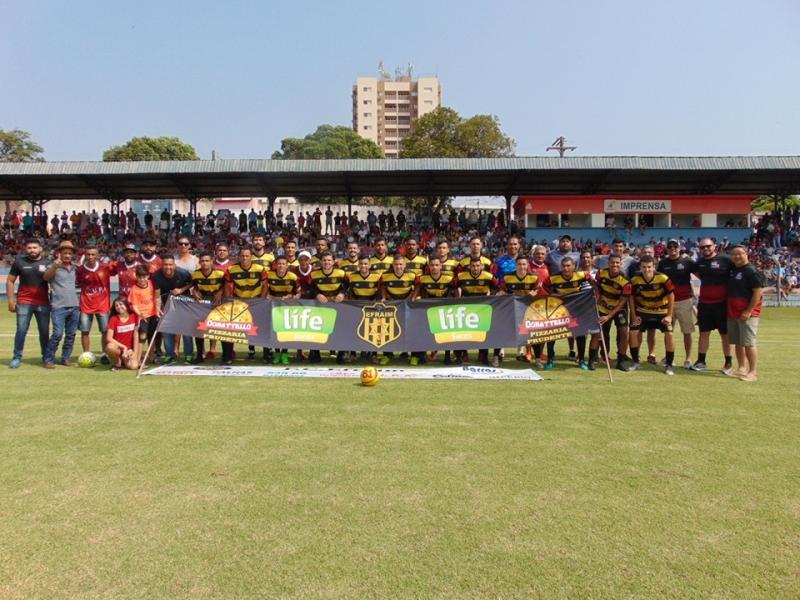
[{"xmin": 78, "ymin": 352, "xmax": 98, "ymax": 368}]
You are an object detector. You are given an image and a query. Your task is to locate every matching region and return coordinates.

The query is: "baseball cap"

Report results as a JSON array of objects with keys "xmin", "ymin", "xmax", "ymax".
[
  {"xmin": 667, "ymin": 239, "xmax": 680, "ymax": 246},
  {"xmin": 57, "ymin": 240, "xmax": 75, "ymax": 250},
  {"xmin": 123, "ymin": 243, "xmax": 137, "ymax": 251},
  {"xmin": 559, "ymin": 234, "xmax": 572, "ymax": 241}
]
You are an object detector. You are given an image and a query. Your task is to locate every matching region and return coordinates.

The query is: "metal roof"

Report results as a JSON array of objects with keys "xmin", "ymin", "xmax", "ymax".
[{"xmin": 0, "ymin": 156, "xmax": 798, "ymax": 201}]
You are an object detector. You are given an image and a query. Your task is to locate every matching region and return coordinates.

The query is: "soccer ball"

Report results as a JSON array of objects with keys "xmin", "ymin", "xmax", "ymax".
[
  {"xmin": 78, "ymin": 352, "xmax": 97, "ymax": 368},
  {"xmin": 360, "ymin": 367, "xmax": 380, "ymax": 387}
]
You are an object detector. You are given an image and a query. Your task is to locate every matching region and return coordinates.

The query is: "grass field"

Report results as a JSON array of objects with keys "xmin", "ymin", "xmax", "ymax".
[{"xmin": 1, "ymin": 308, "xmax": 799, "ymax": 598}]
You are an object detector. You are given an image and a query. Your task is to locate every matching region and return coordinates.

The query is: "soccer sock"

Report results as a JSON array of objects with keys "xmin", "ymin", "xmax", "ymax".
[
  {"xmin": 546, "ymin": 342, "xmax": 556, "ymax": 362},
  {"xmin": 630, "ymin": 347, "xmax": 640, "ymax": 363},
  {"xmin": 698, "ymin": 352, "xmax": 707, "ymax": 364},
  {"xmin": 588, "ymin": 348, "xmax": 598, "ymax": 363},
  {"xmin": 665, "ymin": 351, "xmax": 675, "ymax": 367},
  {"xmin": 724, "ymin": 355, "xmax": 732, "ymax": 366},
  {"xmin": 576, "ymin": 337, "xmax": 586, "ymax": 361}
]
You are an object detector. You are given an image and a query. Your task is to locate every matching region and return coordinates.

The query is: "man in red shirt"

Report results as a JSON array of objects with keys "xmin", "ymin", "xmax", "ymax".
[
  {"xmin": 138, "ymin": 237, "xmax": 162, "ymax": 274},
  {"xmin": 116, "ymin": 243, "xmax": 140, "ymax": 300},
  {"xmin": 77, "ymin": 245, "xmax": 116, "ymax": 361}
]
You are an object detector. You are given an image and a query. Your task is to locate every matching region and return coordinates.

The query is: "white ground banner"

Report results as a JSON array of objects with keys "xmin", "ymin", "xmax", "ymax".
[{"xmin": 144, "ymin": 365, "xmax": 543, "ymax": 381}]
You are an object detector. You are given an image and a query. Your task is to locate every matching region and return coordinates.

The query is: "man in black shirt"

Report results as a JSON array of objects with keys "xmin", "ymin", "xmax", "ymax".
[
  {"xmin": 152, "ymin": 254, "xmax": 193, "ymax": 364},
  {"xmin": 658, "ymin": 240, "xmax": 697, "ymax": 368}
]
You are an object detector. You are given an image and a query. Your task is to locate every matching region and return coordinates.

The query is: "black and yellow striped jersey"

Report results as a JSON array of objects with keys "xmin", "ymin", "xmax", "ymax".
[
  {"xmin": 502, "ymin": 272, "xmax": 539, "ymax": 295},
  {"xmin": 596, "ymin": 269, "xmax": 631, "ymax": 315},
  {"xmin": 265, "ymin": 270, "xmax": 299, "ymax": 298},
  {"xmin": 405, "ymin": 254, "xmax": 428, "ymax": 277},
  {"xmin": 381, "ymin": 271, "xmax": 418, "ymax": 300},
  {"xmin": 456, "ymin": 270, "xmax": 498, "ymax": 296},
  {"xmin": 310, "ymin": 268, "xmax": 346, "ymax": 299},
  {"xmin": 630, "ymin": 272, "xmax": 674, "ymax": 316},
  {"xmin": 251, "ymin": 251, "xmax": 274, "ymax": 270},
  {"xmin": 191, "ymin": 269, "xmax": 226, "ymax": 299},
  {"xmin": 347, "ymin": 271, "xmax": 382, "ymax": 300},
  {"xmin": 226, "ymin": 263, "xmax": 267, "ymax": 298},
  {"xmin": 438, "ymin": 256, "xmax": 460, "ymax": 275},
  {"xmin": 458, "ymin": 255, "xmax": 492, "ymax": 272},
  {"xmin": 544, "ymin": 271, "xmax": 592, "ymax": 297},
  {"xmin": 369, "ymin": 255, "xmax": 393, "ymax": 273},
  {"xmin": 418, "ymin": 273, "xmax": 455, "ymax": 298},
  {"xmin": 337, "ymin": 257, "xmax": 361, "ymax": 274}
]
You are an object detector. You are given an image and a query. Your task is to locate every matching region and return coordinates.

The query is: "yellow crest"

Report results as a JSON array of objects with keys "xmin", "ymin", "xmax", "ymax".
[{"xmin": 357, "ymin": 302, "xmax": 401, "ymax": 349}]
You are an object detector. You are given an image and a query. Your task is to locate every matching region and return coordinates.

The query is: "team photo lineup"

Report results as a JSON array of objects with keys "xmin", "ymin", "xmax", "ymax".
[{"xmin": 7, "ymin": 212, "xmax": 765, "ymax": 381}]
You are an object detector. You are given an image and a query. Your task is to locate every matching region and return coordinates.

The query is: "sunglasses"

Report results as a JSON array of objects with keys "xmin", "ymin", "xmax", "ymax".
[
  {"xmin": 178, "ymin": 242, "xmax": 191, "ymax": 246},
  {"xmin": 699, "ymin": 245, "xmax": 713, "ymax": 249}
]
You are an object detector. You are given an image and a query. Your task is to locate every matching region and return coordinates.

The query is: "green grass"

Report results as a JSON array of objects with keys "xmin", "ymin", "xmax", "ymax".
[{"xmin": 1, "ymin": 309, "xmax": 799, "ymax": 598}]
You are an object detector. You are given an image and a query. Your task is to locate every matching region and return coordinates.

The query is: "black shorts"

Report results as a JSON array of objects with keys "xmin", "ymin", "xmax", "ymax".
[
  {"xmin": 698, "ymin": 302, "xmax": 727, "ymax": 334},
  {"xmin": 632, "ymin": 315, "xmax": 672, "ymax": 333},
  {"xmin": 138, "ymin": 316, "xmax": 159, "ymax": 341},
  {"xmin": 600, "ymin": 309, "xmax": 629, "ymax": 328}
]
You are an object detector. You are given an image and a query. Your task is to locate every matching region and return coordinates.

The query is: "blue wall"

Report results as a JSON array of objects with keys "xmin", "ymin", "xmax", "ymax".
[{"xmin": 525, "ymin": 227, "xmax": 751, "ymax": 246}]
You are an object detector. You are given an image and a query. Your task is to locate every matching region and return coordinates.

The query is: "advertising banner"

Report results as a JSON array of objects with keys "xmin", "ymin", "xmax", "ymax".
[{"xmin": 158, "ymin": 290, "xmax": 599, "ymax": 352}]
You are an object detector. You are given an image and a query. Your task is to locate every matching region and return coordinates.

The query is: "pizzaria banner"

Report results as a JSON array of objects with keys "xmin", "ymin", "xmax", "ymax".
[{"xmin": 158, "ymin": 290, "xmax": 599, "ymax": 352}]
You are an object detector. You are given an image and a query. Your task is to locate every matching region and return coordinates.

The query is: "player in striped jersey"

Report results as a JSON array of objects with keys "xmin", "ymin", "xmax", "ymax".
[
  {"xmin": 588, "ymin": 254, "xmax": 631, "ymax": 372},
  {"xmin": 337, "ymin": 240, "xmax": 361, "ymax": 275},
  {"xmin": 345, "ymin": 255, "xmax": 382, "ymax": 363},
  {"xmin": 309, "ymin": 252, "xmax": 347, "ymax": 364},
  {"xmin": 223, "ymin": 246, "xmax": 267, "ymax": 365},
  {"xmin": 435, "ymin": 239, "xmax": 460, "ymax": 276},
  {"xmin": 379, "ymin": 255, "xmax": 418, "ymax": 365},
  {"xmin": 458, "ymin": 236, "xmax": 492, "ymax": 272},
  {"xmin": 456, "ymin": 257, "xmax": 500, "ymax": 365},
  {"xmin": 403, "ymin": 238, "xmax": 428, "ymax": 278},
  {"xmin": 265, "ymin": 255, "xmax": 300, "ymax": 365},
  {"xmin": 500, "ymin": 256, "xmax": 542, "ymax": 366},
  {"xmin": 248, "ymin": 233, "xmax": 273, "ymax": 360},
  {"xmin": 629, "ymin": 255, "xmax": 676, "ymax": 375},
  {"xmin": 369, "ymin": 237, "xmax": 393, "ymax": 273},
  {"xmin": 205, "ymin": 242, "xmax": 232, "ymax": 360},
  {"xmin": 190, "ymin": 252, "xmax": 226, "ymax": 363}
]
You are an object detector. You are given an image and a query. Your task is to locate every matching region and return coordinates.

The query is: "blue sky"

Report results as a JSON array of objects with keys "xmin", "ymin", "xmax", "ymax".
[{"xmin": 2, "ymin": 0, "xmax": 798, "ymax": 161}]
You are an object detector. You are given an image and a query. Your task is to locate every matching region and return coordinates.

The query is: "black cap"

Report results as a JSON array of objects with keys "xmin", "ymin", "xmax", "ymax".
[
  {"xmin": 667, "ymin": 239, "xmax": 680, "ymax": 246},
  {"xmin": 559, "ymin": 234, "xmax": 572, "ymax": 241}
]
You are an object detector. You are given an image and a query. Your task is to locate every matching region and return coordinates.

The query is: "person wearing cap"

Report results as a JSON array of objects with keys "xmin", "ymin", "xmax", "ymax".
[
  {"xmin": 138, "ymin": 237, "xmax": 161, "ymax": 274},
  {"xmin": 7, "ymin": 238, "xmax": 51, "ymax": 368},
  {"xmin": 42, "ymin": 241, "xmax": 79, "ymax": 368},
  {"xmin": 658, "ymin": 239, "xmax": 697, "ymax": 369},
  {"xmin": 116, "ymin": 243, "xmax": 141, "ymax": 301}
]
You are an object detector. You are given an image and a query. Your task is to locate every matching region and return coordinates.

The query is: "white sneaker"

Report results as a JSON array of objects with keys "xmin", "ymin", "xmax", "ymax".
[
  {"xmin": 721, "ymin": 365, "xmax": 734, "ymax": 376},
  {"xmin": 665, "ymin": 365, "xmax": 675, "ymax": 376},
  {"xmin": 683, "ymin": 360, "xmax": 693, "ymax": 370},
  {"xmin": 690, "ymin": 362, "xmax": 707, "ymax": 372}
]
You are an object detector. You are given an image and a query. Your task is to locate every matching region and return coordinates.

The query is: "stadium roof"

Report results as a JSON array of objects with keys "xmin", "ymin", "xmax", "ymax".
[{"xmin": 0, "ymin": 156, "xmax": 799, "ymax": 201}]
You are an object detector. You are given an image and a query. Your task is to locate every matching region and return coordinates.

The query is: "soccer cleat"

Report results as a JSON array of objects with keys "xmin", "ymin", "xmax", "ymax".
[
  {"xmin": 683, "ymin": 360, "xmax": 693, "ymax": 370},
  {"xmin": 544, "ymin": 361, "xmax": 555, "ymax": 370},
  {"xmin": 616, "ymin": 360, "xmax": 630, "ymax": 372},
  {"xmin": 578, "ymin": 360, "xmax": 589, "ymax": 371},
  {"xmin": 665, "ymin": 365, "xmax": 675, "ymax": 376},
  {"xmin": 690, "ymin": 361, "xmax": 707, "ymax": 372},
  {"xmin": 378, "ymin": 356, "xmax": 391, "ymax": 366},
  {"xmin": 647, "ymin": 354, "xmax": 657, "ymax": 365},
  {"xmin": 587, "ymin": 361, "xmax": 596, "ymax": 371},
  {"xmin": 409, "ymin": 356, "xmax": 420, "ymax": 366},
  {"xmin": 280, "ymin": 352, "xmax": 290, "ymax": 365},
  {"xmin": 272, "ymin": 353, "xmax": 281, "ymax": 365},
  {"xmin": 628, "ymin": 362, "xmax": 641, "ymax": 371}
]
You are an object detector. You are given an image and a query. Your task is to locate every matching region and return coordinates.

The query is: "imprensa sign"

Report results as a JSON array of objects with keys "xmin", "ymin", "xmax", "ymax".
[{"xmin": 604, "ymin": 199, "xmax": 672, "ymax": 213}]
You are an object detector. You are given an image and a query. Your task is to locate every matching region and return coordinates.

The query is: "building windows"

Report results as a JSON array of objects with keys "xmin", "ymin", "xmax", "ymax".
[
  {"xmin": 423, "ymin": 87, "xmax": 433, "ymax": 92},
  {"xmin": 363, "ymin": 99, "xmax": 372, "ymax": 105},
  {"xmin": 363, "ymin": 125, "xmax": 372, "ymax": 130},
  {"xmin": 363, "ymin": 86, "xmax": 371, "ymax": 92},
  {"xmin": 363, "ymin": 112, "xmax": 372, "ymax": 118},
  {"xmin": 424, "ymin": 100, "xmax": 433, "ymax": 105}
]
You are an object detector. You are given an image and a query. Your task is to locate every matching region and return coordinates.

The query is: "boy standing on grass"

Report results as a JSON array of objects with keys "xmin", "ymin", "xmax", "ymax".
[{"xmin": 128, "ymin": 264, "xmax": 160, "ymax": 363}]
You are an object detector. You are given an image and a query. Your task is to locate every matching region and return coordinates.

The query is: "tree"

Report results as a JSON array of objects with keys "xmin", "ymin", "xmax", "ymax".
[
  {"xmin": 103, "ymin": 136, "xmax": 199, "ymax": 161},
  {"xmin": 0, "ymin": 129, "xmax": 45, "ymax": 162},
  {"xmin": 400, "ymin": 107, "xmax": 515, "ymax": 159},
  {"xmin": 272, "ymin": 125, "xmax": 383, "ymax": 160}
]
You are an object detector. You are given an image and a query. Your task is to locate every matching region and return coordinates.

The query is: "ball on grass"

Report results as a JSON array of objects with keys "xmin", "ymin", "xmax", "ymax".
[
  {"xmin": 78, "ymin": 352, "xmax": 97, "ymax": 368},
  {"xmin": 360, "ymin": 366, "xmax": 380, "ymax": 386}
]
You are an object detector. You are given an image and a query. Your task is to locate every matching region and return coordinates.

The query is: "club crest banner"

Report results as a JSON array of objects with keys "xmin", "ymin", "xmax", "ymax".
[{"xmin": 158, "ymin": 290, "xmax": 599, "ymax": 351}]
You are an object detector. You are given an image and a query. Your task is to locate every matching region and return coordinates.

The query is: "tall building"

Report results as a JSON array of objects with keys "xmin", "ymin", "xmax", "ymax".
[{"xmin": 352, "ymin": 75, "xmax": 441, "ymax": 158}]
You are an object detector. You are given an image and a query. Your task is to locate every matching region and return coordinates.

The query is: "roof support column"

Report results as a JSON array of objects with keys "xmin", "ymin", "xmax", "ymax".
[
  {"xmin": 347, "ymin": 195, "xmax": 352, "ymax": 219},
  {"xmin": 505, "ymin": 194, "xmax": 512, "ymax": 229}
]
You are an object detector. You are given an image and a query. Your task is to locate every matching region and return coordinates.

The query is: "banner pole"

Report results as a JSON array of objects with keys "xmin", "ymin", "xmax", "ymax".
[
  {"xmin": 136, "ymin": 298, "xmax": 168, "ymax": 380},
  {"xmin": 598, "ymin": 325, "xmax": 614, "ymax": 383}
]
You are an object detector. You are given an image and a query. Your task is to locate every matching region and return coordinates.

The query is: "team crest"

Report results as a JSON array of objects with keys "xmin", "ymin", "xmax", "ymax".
[{"xmin": 358, "ymin": 302, "xmax": 401, "ymax": 349}]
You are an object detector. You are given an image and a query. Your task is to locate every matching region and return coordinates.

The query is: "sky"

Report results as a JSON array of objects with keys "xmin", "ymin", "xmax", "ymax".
[{"xmin": 2, "ymin": 0, "xmax": 798, "ymax": 161}]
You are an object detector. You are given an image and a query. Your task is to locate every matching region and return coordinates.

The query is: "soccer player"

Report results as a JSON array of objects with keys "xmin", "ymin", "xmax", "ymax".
[
  {"xmin": 128, "ymin": 264, "xmax": 159, "ymax": 364},
  {"xmin": 265, "ymin": 255, "xmax": 300, "ymax": 365},
  {"xmin": 337, "ymin": 240, "xmax": 361, "ymax": 274},
  {"xmin": 658, "ymin": 239, "xmax": 696, "ymax": 368},
  {"xmin": 347, "ymin": 255, "xmax": 382, "ymax": 300},
  {"xmin": 590, "ymin": 254, "xmax": 632, "ymax": 372},
  {"xmin": 284, "ymin": 240, "xmax": 299, "ymax": 269},
  {"xmin": 690, "ymin": 238, "xmax": 734, "ymax": 374},
  {"xmin": 594, "ymin": 239, "xmax": 635, "ymax": 275},
  {"xmin": 541, "ymin": 256, "xmax": 594, "ymax": 370},
  {"xmin": 415, "ymin": 256, "xmax": 456, "ymax": 365},
  {"xmin": 456, "ymin": 256, "xmax": 499, "ymax": 365},
  {"xmin": 381, "ymin": 254, "xmax": 419, "ymax": 365},
  {"xmin": 43, "ymin": 240, "xmax": 79, "ymax": 368},
  {"xmin": 403, "ymin": 238, "xmax": 428, "ymax": 278},
  {"xmin": 309, "ymin": 252, "xmax": 346, "ymax": 364},
  {"xmin": 190, "ymin": 252, "xmax": 226, "ymax": 363},
  {"xmin": 251, "ymin": 232, "xmax": 274, "ymax": 270},
  {"xmin": 726, "ymin": 245, "xmax": 764, "ymax": 382},
  {"xmin": 629, "ymin": 255, "xmax": 676, "ymax": 375},
  {"xmin": 223, "ymin": 245, "xmax": 268, "ymax": 365},
  {"xmin": 309, "ymin": 238, "xmax": 329, "ymax": 269},
  {"xmin": 204, "ymin": 242, "xmax": 233, "ymax": 360},
  {"xmin": 105, "ymin": 297, "xmax": 140, "ymax": 371},
  {"xmin": 369, "ymin": 237, "xmax": 393, "ymax": 273},
  {"xmin": 76, "ymin": 245, "xmax": 117, "ymax": 363},
  {"xmin": 500, "ymin": 256, "xmax": 542, "ymax": 366},
  {"xmin": 435, "ymin": 239, "xmax": 460, "ymax": 276},
  {"xmin": 458, "ymin": 236, "xmax": 492, "ymax": 272}
]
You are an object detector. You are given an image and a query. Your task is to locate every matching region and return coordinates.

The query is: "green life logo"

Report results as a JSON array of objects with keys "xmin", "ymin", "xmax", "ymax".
[
  {"xmin": 272, "ymin": 306, "xmax": 337, "ymax": 344},
  {"xmin": 427, "ymin": 304, "xmax": 492, "ymax": 343}
]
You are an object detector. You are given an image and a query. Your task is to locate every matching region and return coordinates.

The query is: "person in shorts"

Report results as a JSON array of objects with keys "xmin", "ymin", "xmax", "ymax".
[
  {"xmin": 726, "ymin": 245, "xmax": 764, "ymax": 382},
  {"xmin": 628, "ymin": 256, "xmax": 676, "ymax": 375},
  {"xmin": 658, "ymin": 239, "xmax": 697, "ymax": 369},
  {"xmin": 128, "ymin": 264, "xmax": 160, "ymax": 362}
]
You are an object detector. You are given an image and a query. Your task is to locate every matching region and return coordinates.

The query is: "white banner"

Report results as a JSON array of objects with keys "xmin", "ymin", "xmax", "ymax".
[
  {"xmin": 144, "ymin": 365, "xmax": 543, "ymax": 381},
  {"xmin": 604, "ymin": 199, "xmax": 671, "ymax": 213}
]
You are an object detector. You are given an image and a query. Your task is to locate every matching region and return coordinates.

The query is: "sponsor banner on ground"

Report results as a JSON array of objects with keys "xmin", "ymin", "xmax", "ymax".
[
  {"xmin": 144, "ymin": 365, "xmax": 544, "ymax": 381},
  {"xmin": 158, "ymin": 291, "xmax": 598, "ymax": 352}
]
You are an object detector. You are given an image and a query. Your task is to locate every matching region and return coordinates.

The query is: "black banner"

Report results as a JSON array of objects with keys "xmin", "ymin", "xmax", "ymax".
[{"xmin": 158, "ymin": 290, "xmax": 599, "ymax": 351}]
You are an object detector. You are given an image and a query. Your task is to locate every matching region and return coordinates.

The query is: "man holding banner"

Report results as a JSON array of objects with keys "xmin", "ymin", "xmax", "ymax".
[
  {"xmin": 309, "ymin": 252, "xmax": 346, "ymax": 364},
  {"xmin": 542, "ymin": 257, "xmax": 594, "ymax": 370},
  {"xmin": 456, "ymin": 256, "xmax": 500, "ymax": 366},
  {"xmin": 589, "ymin": 254, "xmax": 631, "ymax": 372}
]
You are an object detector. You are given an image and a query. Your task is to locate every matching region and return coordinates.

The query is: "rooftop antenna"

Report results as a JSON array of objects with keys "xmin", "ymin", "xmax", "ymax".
[
  {"xmin": 407, "ymin": 63, "xmax": 414, "ymax": 78},
  {"xmin": 546, "ymin": 136, "xmax": 577, "ymax": 157},
  {"xmin": 378, "ymin": 60, "xmax": 390, "ymax": 79}
]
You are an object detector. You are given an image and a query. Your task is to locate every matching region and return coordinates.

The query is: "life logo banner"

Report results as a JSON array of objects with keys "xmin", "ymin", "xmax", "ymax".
[
  {"xmin": 272, "ymin": 305, "xmax": 337, "ymax": 344},
  {"xmin": 426, "ymin": 304, "xmax": 493, "ymax": 343}
]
